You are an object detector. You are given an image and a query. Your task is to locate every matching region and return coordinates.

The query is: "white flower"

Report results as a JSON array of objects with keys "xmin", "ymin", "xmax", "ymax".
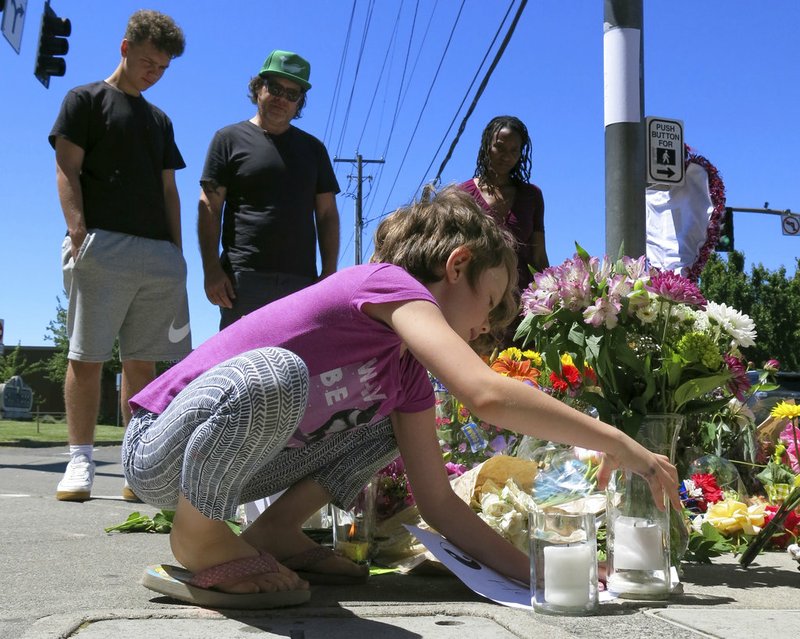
[
  {"xmin": 682, "ymin": 479, "xmax": 702, "ymax": 499},
  {"xmin": 634, "ymin": 298, "xmax": 659, "ymax": 324},
  {"xmin": 480, "ymin": 492, "xmax": 514, "ymax": 518},
  {"xmin": 704, "ymin": 301, "xmax": 757, "ymax": 348},
  {"xmin": 690, "ymin": 513, "xmax": 706, "ymax": 533}
]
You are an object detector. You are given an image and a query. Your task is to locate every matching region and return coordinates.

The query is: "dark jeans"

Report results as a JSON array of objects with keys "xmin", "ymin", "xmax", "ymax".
[{"xmin": 220, "ymin": 270, "xmax": 315, "ymax": 330}]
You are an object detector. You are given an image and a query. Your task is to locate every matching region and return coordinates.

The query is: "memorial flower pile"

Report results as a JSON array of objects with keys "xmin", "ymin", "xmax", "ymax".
[
  {"xmin": 516, "ymin": 243, "xmax": 757, "ymax": 438},
  {"xmin": 683, "ymin": 418, "xmax": 800, "ymax": 562},
  {"xmin": 681, "ymin": 472, "xmax": 724, "ymax": 513}
]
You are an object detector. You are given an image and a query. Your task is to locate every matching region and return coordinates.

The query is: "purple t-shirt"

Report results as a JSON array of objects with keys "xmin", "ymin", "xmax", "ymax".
[{"xmin": 130, "ymin": 263, "xmax": 436, "ymax": 447}]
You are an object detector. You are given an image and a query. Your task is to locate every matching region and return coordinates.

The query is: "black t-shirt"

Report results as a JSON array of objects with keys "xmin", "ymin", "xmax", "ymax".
[
  {"xmin": 201, "ymin": 121, "xmax": 339, "ymax": 278},
  {"xmin": 49, "ymin": 81, "xmax": 186, "ymax": 241}
]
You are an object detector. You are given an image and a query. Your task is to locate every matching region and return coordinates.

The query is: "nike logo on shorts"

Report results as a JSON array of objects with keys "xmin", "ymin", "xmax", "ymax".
[{"xmin": 168, "ymin": 321, "xmax": 191, "ymax": 343}]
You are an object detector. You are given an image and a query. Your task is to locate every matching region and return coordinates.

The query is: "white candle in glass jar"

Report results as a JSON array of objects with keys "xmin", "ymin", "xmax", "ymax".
[
  {"xmin": 613, "ymin": 516, "xmax": 664, "ymax": 571},
  {"xmin": 543, "ymin": 544, "xmax": 592, "ymax": 607}
]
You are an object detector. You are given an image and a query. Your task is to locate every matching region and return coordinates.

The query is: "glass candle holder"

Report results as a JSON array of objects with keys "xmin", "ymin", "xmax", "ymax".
[
  {"xmin": 332, "ymin": 480, "xmax": 377, "ymax": 566},
  {"xmin": 606, "ymin": 470, "xmax": 671, "ymax": 599},
  {"xmin": 529, "ymin": 510, "xmax": 599, "ymax": 615}
]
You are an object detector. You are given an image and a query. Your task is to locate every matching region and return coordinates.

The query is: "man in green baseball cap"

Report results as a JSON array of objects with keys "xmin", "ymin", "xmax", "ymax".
[{"xmin": 198, "ymin": 49, "xmax": 340, "ymax": 329}]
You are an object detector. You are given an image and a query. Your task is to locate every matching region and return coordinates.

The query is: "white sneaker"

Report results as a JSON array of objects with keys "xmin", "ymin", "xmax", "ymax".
[
  {"xmin": 121, "ymin": 479, "xmax": 141, "ymax": 503},
  {"xmin": 56, "ymin": 454, "xmax": 94, "ymax": 501}
]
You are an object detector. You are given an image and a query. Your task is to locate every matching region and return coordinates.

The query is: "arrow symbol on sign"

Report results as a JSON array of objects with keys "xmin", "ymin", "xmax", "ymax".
[{"xmin": 657, "ymin": 168, "xmax": 675, "ymax": 178}]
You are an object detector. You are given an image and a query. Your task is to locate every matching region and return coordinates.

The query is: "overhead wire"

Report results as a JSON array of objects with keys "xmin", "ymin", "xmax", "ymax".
[
  {"xmin": 359, "ymin": 0, "xmax": 424, "ymax": 225},
  {"xmin": 333, "ymin": 0, "xmax": 377, "ymax": 159},
  {"xmin": 431, "ymin": 0, "xmax": 528, "ymax": 184},
  {"xmin": 356, "ymin": 1, "xmax": 405, "ymax": 152},
  {"xmin": 367, "ymin": 0, "xmax": 467, "ymax": 224},
  {"xmin": 412, "ymin": 0, "xmax": 517, "ymax": 196},
  {"xmin": 323, "ymin": 0, "xmax": 358, "ymax": 147}
]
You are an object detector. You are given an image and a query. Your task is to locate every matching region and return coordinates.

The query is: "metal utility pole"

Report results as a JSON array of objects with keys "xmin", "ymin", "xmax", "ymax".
[
  {"xmin": 334, "ymin": 154, "xmax": 384, "ymax": 264},
  {"xmin": 603, "ymin": 0, "xmax": 646, "ymax": 258}
]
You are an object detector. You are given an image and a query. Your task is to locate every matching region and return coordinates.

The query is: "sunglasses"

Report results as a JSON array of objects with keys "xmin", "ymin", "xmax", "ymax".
[{"xmin": 265, "ymin": 79, "xmax": 303, "ymax": 103}]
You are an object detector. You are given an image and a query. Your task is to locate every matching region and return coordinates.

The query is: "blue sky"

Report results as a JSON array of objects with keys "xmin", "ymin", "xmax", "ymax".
[{"xmin": 2, "ymin": 1, "xmax": 799, "ymax": 350}]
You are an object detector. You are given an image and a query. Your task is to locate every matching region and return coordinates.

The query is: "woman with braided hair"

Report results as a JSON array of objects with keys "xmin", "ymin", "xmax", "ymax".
[{"xmin": 460, "ymin": 115, "xmax": 549, "ymax": 295}]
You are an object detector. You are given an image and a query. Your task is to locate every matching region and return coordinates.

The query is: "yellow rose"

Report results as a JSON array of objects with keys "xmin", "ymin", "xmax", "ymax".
[
  {"xmin": 705, "ymin": 499, "xmax": 747, "ymax": 535},
  {"xmin": 705, "ymin": 499, "xmax": 766, "ymax": 536},
  {"xmin": 740, "ymin": 503, "xmax": 766, "ymax": 536}
]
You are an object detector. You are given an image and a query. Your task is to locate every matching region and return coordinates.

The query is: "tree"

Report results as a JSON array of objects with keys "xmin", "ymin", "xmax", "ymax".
[
  {"xmin": 43, "ymin": 296, "xmax": 70, "ymax": 386},
  {"xmin": 699, "ymin": 251, "xmax": 800, "ymax": 370},
  {"xmin": 0, "ymin": 344, "xmax": 45, "ymax": 382}
]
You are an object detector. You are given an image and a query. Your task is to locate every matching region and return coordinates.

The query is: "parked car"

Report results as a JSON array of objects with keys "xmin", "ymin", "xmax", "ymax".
[{"xmin": 746, "ymin": 371, "xmax": 800, "ymax": 424}]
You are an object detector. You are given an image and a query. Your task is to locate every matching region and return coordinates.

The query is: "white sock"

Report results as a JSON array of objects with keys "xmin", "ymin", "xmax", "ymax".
[{"xmin": 69, "ymin": 445, "xmax": 93, "ymax": 462}]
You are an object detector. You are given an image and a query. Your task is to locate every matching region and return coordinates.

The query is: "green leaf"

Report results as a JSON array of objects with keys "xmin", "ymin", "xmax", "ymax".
[
  {"xmin": 672, "ymin": 373, "xmax": 730, "ymax": 411},
  {"xmin": 225, "ymin": 519, "xmax": 242, "ymax": 535},
  {"xmin": 574, "ymin": 242, "xmax": 591, "ymax": 263},
  {"xmin": 105, "ymin": 509, "xmax": 176, "ymax": 534},
  {"xmin": 513, "ymin": 313, "xmax": 534, "ymax": 345}
]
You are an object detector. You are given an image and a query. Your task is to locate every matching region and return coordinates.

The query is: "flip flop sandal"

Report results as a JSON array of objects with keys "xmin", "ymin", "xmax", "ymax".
[
  {"xmin": 283, "ymin": 545, "xmax": 370, "ymax": 585},
  {"xmin": 141, "ymin": 552, "xmax": 311, "ymax": 609}
]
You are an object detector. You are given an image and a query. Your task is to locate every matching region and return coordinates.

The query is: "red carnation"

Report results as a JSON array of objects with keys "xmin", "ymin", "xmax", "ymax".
[
  {"xmin": 562, "ymin": 364, "xmax": 582, "ymax": 387},
  {"xmin": 691, "ymin": 473, "xmax": 723, "ymax": 504},
  {"xmin": 764, "ymin": 505, "xmax": 800, "ymax": 549},
  {"xmin": 549, "ymin": 372, "xmax": 568, "ymax": 393}
]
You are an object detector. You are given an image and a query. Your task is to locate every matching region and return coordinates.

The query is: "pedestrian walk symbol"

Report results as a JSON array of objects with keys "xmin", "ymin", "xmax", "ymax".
[{"xmin": 659, "ymin": 149, "xmax": 675, "ymax": 166}]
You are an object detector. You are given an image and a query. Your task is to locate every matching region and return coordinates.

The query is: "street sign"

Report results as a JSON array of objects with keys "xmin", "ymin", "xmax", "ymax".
[
  {"xmin": 1, "ymin": 0, "xmax": 28, "ymax": 53},
  {"xmin": 781, "ymin": 211, "xmax": 800, "ymax": 236},
  {"xmin": 646, "ymin": 116, "xmax": 684, "ymax": 186}
]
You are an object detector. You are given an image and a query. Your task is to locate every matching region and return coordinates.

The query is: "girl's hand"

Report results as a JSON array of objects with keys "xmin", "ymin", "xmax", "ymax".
[{"xmin": 596, "ymin": 444, "xmax": 681, "ymax": 512}]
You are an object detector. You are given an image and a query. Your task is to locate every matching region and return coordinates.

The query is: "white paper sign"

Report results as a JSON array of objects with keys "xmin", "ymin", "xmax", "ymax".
[{"xmin": 404, "ymin": 525, "xmax": 532, "ymax": 609}]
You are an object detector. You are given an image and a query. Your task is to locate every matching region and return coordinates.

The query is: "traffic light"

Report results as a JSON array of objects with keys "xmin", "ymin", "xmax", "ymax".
[
  {"xmin": 34, "ymin": 2, "xmax": 71, "ymax": 88},
  {"xmin": 715, "ymin": 207, "xmax": 735, "ymax": 252}
]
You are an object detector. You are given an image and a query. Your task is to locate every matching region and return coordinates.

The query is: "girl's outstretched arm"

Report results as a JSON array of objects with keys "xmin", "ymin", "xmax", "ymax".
[
  {"xmin": 391, "ymin": 408, "xmax": 532, "ymax": 584},
  {"xmin": 370, "ymin": 298, "xmax": 680, "ymax": 511}
]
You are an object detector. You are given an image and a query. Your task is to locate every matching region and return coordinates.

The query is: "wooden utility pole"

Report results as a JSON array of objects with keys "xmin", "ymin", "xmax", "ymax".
[{"xmin": 334, "ymin": 154, "xmax": 385, "ymax": 264}]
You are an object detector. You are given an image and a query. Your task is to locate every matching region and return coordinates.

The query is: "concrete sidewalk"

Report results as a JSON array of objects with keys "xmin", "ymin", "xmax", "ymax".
[{"xmin": 1, "ymin": 444, "xmax": 798, "ymax": 639}]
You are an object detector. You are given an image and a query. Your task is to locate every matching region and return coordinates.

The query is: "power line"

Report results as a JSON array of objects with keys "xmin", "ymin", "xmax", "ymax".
[
  {"xmin": 432, "ymin": 0, "xmax": 528, "ymax": 184},
  {"xmin": 323, "ymin": 0, "xmax": 358, "ymax": 147},
  {"xmin": 334, "ymin": 0, "xmax": 377, "ymax": 158},
  {"xmin": 356, "ymin": 1, "xmax": 405, "ymax": 151},
  {"xmin": 413, "ymin": 0, "xmax": 517, "ymax": 195},
  {"xmin": 371, "ymin": 0, "xmax": 467, "ymax": 221},
  {"xmin": 359, "ymin": 0, "xmax": 423, "ymax": 224}
]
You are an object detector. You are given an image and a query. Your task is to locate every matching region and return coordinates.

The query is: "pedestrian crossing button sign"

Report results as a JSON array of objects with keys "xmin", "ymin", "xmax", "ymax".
[{"xmin": 646, "ymin": 116, "xmax": 684, "ymax": 186}]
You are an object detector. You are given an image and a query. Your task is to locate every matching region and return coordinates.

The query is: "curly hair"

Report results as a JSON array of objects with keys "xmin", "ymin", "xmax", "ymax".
[
  {"xmin": 125, "ymin": 10, "xmax": 185, "ymax": 59},
  {"xmin": 371, "ymin": 184, "xmax": 519, "ymax": 337},
  {"xmin": 247, "ymin": 76, "xmax": 306, "ymax": 119},
  {"xmin": 473, "ymin": 115, "xmax": 532, "ymax": 187}
]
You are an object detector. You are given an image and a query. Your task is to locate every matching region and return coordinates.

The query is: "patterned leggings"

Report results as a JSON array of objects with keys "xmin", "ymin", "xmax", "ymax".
[{"xmin": 122, "ymin": 347, "xmax": 399, "ymax": 520}]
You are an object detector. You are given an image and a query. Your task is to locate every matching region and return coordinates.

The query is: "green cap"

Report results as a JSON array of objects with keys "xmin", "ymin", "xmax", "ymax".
[{"xmin": 258, "ymin": 50, "xmax": 311, "ymax": 90}]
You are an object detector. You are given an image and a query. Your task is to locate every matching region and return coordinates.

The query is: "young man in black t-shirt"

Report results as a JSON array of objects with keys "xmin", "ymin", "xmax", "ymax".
[{"xmin": 49, "ymin": 10, "xmax": 191, "ymax": 502}]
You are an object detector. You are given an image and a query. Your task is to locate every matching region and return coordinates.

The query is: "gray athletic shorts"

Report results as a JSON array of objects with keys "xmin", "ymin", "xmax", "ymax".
[{"xmin": 61, "ymin": 228, "xmax": 192, "ymax": 362}]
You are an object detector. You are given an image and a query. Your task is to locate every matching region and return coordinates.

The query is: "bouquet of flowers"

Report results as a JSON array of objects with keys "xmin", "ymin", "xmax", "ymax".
[
  {"xmin": 434, "ymin": 347, "xmax": 600, "ymax": 468},
  {"xmin": 515, "ymin": 243, "xmax": 757, "ymax": 438},
  {"xmin": 682, "ymin": 414, "xmax": 800, "ymax": 563}
]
